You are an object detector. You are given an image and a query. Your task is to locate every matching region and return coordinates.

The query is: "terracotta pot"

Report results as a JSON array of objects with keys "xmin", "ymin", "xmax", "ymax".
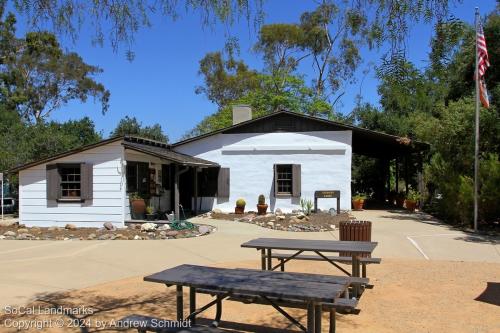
[
  {"xmin": 396, "ymin": 197, "xmax": 405, "ymax": 208},
  {"xmin": 352, "ymin": 199, "xmax": 365, "ymax": 210},
  {"xmin": 405, "ymin": 199, "xmax": 417, "ymax": 212},
  {"xmin": 257, "ymin": 204, "xmax": 268, "ymax": 215},
  {"xmin": 235, "ymin": 206, "xmax": 245, "ymax": 214},
  {"xmin": 131, "ymin": 199, "xmax": 146, "ymax": 214}
]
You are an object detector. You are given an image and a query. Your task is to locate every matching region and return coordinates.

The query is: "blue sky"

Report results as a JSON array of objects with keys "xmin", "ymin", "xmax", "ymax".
[{"xmin": 12, "ymin": 0, "xmax": 498, "ymax": 141}]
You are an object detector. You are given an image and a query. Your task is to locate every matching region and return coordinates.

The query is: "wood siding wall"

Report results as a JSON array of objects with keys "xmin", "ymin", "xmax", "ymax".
[{"xmin": 19, "ymin": 141, "xmax": 125, "ymax": 227}]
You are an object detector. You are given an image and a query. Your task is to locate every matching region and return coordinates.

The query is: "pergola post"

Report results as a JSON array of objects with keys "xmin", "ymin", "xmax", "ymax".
[
  {"xmin": 386, "ymin": 158, "xmax": 391, "ymax": 200},
  {"xmin": 174, "ymin": 164, "xmax": 180, "ymax": 220},
  {"xmin": 417, "ymin": 154, "xmax": 425, "ymax": 208},
  {"xmin": 193, "ymin": 167, "xmax": 199, "ymax": 216},
  {"xmin": 395, "ymin": 157, "xmax": 399, "ymax": 193},
  {"xmin": 404, "ymin": 155, "xmax": 409, "ymax": 194}
]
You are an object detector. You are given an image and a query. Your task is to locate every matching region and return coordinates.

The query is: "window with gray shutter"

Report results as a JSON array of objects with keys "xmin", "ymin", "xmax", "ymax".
[
  {"xmin": 274, "ymin": 164, "xmax": 301, "ymax": 197},
  {"xmin": 46, "ymin": 164, "xmax": 59, "ymax": 200},
  {"xmin": 81, "ymin": 163, "xmax": 93, "ymax": 200},
  {"xmin": 217, "ymin": 168, "xmax": 230, "ymax": 198}
]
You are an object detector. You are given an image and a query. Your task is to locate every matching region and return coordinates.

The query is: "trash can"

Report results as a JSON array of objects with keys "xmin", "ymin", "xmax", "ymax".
[{"xmin": 339, "ymin": 220, "xmax": 372, "ymax": 257}]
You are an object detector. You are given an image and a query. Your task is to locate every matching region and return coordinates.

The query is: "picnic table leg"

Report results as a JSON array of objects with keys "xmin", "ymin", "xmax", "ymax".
[
  {"xmin": 176, "ymin": 285, "xmax": 183, "ymax": 321},
  {"xmin": 314, "ymin": 303, "xmax": 322, "ymax": 333},
  {"xmin": 212, "ymin": 296, "xmax": 223, "ymax": 327},
  {"xmin": 362, "ymin": 263, "xmax": 367, "ymax": 278},
  {"xmin": 329, "ymin": 308, "xmax": 336, "ymax": 333},
  {"xmin": 307, "ymin": 302, "xmax": 315, "ymax": 333},
  {"xmin": 267, "ymin": 248, "xmax": 272, "ymax": 270},
  {"xmin": 189, "ymin": 287, "xmax": 196, "ymax": 325},
  {"xmin": 280, "ymin": 258, "xmax": 285, "ymax": 272},
  {"xmin": 351, "ymin": 254, "xmax": 360, "ymax": 297},
  {"xmin": 261, "ymin": 248, "xmax": 266, "ymax": 270}
]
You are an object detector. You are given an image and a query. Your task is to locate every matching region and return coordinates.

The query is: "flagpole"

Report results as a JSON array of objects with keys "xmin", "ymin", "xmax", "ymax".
[{"xmin": 473, "ymin": 7, "xmax": 480, "ymax": 233}]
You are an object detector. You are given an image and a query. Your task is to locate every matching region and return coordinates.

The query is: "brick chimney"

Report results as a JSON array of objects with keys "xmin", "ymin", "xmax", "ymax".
[{"xmin": 232, "ymin": 105, "xmax": 252, "ymax": 125}]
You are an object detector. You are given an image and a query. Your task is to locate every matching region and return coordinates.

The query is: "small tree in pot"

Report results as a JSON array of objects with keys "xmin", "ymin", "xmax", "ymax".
[
  {"xmin": 404, "ymin": 188, "xmax": 421, "ymax": 212},
  {"xmin": 257, "ymin": 194, "xmax": 268, "ymax": 215},
  {"xmin": 352, "ymin": 193, "xmax": 367, "ymax": 210},
  {"xmin": 235, "ymin": 198, "xmax": 246, "ymax": 214},
  {"xmin": 130, "ymin": 193, "xmax": 146, "ymax": 220}
]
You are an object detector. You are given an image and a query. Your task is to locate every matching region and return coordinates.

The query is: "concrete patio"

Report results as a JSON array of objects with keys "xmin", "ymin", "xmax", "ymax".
[{"xmin": 0, "ymin": 209, "xmax": 498, "ymax": 308}]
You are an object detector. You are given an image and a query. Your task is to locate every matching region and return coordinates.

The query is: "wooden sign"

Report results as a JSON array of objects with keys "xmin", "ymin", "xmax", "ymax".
[{"xmin": 314, "ymin": 190, "xmax": 340, "ymax": 214}]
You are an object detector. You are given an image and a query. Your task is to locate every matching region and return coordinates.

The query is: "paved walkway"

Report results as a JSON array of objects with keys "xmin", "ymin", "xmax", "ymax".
[{"xmin": 0, "ymin": 209, "xmax": 498, "ymax": 308}]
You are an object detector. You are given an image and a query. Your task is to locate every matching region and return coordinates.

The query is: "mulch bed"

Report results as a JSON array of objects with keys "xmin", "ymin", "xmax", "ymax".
[
  {"xmin": 209, "ymin": 211, "xmax": 354, "ymax": 232},
  {"xmin": 0, "ymin": 222, "xmax": 213, "ymax": 240}
]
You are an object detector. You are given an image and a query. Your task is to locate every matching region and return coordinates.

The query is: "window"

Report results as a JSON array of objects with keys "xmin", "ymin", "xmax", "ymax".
[
  {"xmin": 59, "ymin": 165, "xmax": 81, "ymax": 198},
  {"xmin": 274, "ymin": 164, "xmax": 301, "ymax": 198},
  {"xmin": 276, "ymin": 164, "xmax": 293, "ymax": 195},
  {"xmin": 126, "ymin": 161, "xmax": 149, "ymax": 196}
]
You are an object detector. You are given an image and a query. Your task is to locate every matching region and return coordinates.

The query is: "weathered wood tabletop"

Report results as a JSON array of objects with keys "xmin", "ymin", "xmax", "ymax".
[{"xmin": 241, "ymin": 238, "xmax": 377, "ymax": 253}]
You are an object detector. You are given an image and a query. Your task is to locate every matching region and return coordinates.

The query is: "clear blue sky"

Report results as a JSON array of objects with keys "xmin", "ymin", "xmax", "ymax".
[{"xmin": 12, "ymin": 0, "xmax": 498, "ymax": 142}]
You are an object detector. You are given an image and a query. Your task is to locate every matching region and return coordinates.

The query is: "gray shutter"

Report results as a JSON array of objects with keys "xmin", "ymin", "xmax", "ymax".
[
  {"xmin": 217, "ymin": 168, "xmax": 230, "ymax": 198},
  {"xmin": 81, "ymin": 163, "xmax": 93, "ymax": 200},
  {"xmin": 292, "ymin": 164, "xmax": 301, "ymax": 197},
  {"xmin": 273, "ymin": 164, "xmax": 278, "ymax": 197},
  {"xmin": 46, "ymin": 164, "xmax": 59, "ymax": 200}
]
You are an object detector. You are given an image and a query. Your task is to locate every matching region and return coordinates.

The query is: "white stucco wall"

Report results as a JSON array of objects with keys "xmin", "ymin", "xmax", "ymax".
[
  {"xmin": 19, "ymin": 141, "xmax": 126, "ymax": 227},
  {"xmin": 175, "ymin": 131, "xmax": 352, "ymax": 213}
]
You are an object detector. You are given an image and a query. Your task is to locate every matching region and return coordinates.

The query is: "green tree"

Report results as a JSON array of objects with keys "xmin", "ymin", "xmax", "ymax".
[
  {"xmin": 0, "ymin": 10, "xmax": 110, "ymax": 122},
  {"xmin": 111, "ymin": 116, "xmax": 168, "ymax": 142}
]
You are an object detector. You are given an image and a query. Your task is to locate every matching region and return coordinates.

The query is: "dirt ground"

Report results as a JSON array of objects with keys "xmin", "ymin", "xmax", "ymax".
[
  {"xmin": 210, "ymin": 212, "xmax": 353, "ymax": 232},
  {"xmin": 0, "ymin": 259, "xmax": 498, "ymax": 333}
]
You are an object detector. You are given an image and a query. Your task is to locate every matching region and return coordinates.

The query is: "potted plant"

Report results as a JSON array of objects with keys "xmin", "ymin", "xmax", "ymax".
[
  {"xmin": 235, "ymin": 198, "xmax": 246, "ymax": 214},
  {"xmin": 405, "ymin": 188, "xmax": 421, "ymax": 212},
  {"xmin": 352, "ymin": 193, "xmax": 367, "ymax": 210},
  {"xmin": 145, "ymin": 206, "xmax": 156, "ymax": 221},
  {"xmin": 130, "ymin": 193, "xmax": 146, "ymax": 220},
  {"xmin": 395, "ymin": 191, "xmax": 405, "ymax": 208},
  {"xmin": 256, "ymin": 194, "xmax": 268, "ymax": 215}
]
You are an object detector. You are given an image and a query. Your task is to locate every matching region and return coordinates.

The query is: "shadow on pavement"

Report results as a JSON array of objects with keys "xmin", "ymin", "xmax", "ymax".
[{"xmin": 475, "ymin": 282, "xmax": 500, "ymax": 306}]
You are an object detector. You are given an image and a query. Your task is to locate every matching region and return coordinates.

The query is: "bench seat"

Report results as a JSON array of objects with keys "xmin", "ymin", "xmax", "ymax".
[
  {"xmin": 117, "ymin": 315, "xmax": 225, "ymax": 333},
  {"xmin": 271, "ymin": 253, "xmax": 382, "ymax": 264}
]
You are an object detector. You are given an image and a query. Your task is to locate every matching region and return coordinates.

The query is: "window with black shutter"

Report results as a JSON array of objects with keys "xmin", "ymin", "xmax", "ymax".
[
  {"xmin": 46, "ymin": 163, "xmax": 93, "ymax": 201},
  {"xmin": 274, "ymin": 164, "xmax": 301, "ymax": 197}
]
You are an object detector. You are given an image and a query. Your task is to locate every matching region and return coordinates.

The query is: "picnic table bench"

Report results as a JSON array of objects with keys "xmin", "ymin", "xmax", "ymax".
[
  {"xmin": 144, "ymin": 264, "xmax": 366, "ymax": 333},
  {"xmin": 241, "ymin": 238, "xmax": 380, "ymax": 297}
]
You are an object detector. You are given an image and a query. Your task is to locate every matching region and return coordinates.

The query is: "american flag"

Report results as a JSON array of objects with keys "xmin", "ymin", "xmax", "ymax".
[{"xmin": 476, "ymin": 19, "xmax": 490, "ymax": 108}]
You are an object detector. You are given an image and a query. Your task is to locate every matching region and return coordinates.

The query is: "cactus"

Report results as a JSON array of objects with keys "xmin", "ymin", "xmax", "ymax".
[
  {"xmin": 236, "ymin": 198, "xmax": 246, "ymax": 208},
  {"xmin": 258, "ymin": 194, "xmax": 266, "ymax": 205}
]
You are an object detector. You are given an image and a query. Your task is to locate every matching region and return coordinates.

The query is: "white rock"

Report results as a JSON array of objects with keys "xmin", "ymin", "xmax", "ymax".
[
  {"xmin": 296, "ymin": 212, "xmax": 306, "ymax": 219},
  {"xmin": 158, "ymin": 224, "xmax": 171, "ymax": 230},
  {"xmin": 140, "ymin": 223, "xmax": 157, "ymax": 232},
  {"xmin": 330, "ymin": 225, "xmax": 337, "ymax": 230},
  {"xmin": 212, "ymin": 208, "xmax": 222, "ymax": 214},
  {"xmin": 0, "ymin": 235, "xmax": 5, "ymax": 240},
  {"xmin": 267, "ymin": 221, "xmax": 275, "ymax": 227},
  {"xmin": 199, "ymin": 225, "xmax": 211, "ymax": 235},
  {"xmin": 0, "ymin": 220, "xmax": 16, "ymax": 227},
  {"xmin": 133, "ymin": 235, "xmax": 142, "ymax": 240},
  {"xmin": 276, "ymin": 215, "xmax": 286, "ymax": 221},
  {"xmin": 3, "ymin": 231, "xmax": 16, "ymax": 237},
  {"xmin": 274, "ymin": 208, "xmax": 283, "ymax": 215}
]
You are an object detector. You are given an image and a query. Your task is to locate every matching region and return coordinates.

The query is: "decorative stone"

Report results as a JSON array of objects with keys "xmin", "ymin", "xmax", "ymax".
[
  {"xmin": 157, "ymin": 224, "xmax": 171, "ymax": 230},
  {"xmin": 97, "ymin": 234, "xmax": 112, "ymax": 240},
  {"xmin": 48, "ymin": 226, "xmax": 59, "ymax": 231},
  {"xmin": 16, "ymin": 234, "xmax": 30, "ymax": 240},
  {"xmin": 87, "ymin": 233, "xmax": 96, "ymax": 240},
  {"xmin": 330, "ymin": 224, "xmax": 337, "ymax": 230},
  {"xmin": 0, "ymin": 220, "xmax": 16, "ymax": 227},
  {"xmin": 274, "ymin": 208, "xmax": 283, "ymax": 215},
  {"xmin": 140, "ymin": 223, "xmax": 157, "ymax": 232},
  {"xmin": 63, "ymin": 237, "xmax": 70, "ymax": 241},
  {"xmin": 115, "ymin": 234, "xmax": 128, "ymax": 240},
  {"xmin": 3, "ymin": 231, "xmax": 16, "ymax": 237},
  {"xmin": 296, "ymin": 212, "xmax": 306, "ymax": 219},
  {"xmin": 329, "ymin": 208, "xmax": 337, "ymax": 215},
  {"xmin": 166, "ymin": 230, "xmax": 179, "ymax": 237},
  {"xmin": 17, "ymin": 228, "xmax": 29, "ymax": 234},
  {"xmin": 65, "ymin": 224, "xmax": 77, "ymax": 230},
  {"xmin": 133, "ymin": 235, "xmax": 142, "ymax": 240},
  {"xmin": 159, "ymin": 231, "xmax": 167, "ymax": 237},
  {"xmin": 276, "ymin": 215, "xmax": 286, "ymax": 221},
  {"xmin": 289, "ymin": 217, "xmax": 301, "ymax": 224},
  {"xmin": 265, "ymin": 213, "xmax": 276, "ymax": 218},
  {"xmin": 212, "ymin": 208, "xmax": 222, "ymax": 214},
  {"xmin": 267, "ymin": 221, "xmax": 275, "ymax": 227},
  {"xmin": 103, "ymin": 222, "xmax": 115, "ymax": 230},
  {"xmin": 198, "ymin": 225, "xmax": 210, "ymax": 235},
  {"xmin": 0, "ymin": 235, "xmax": 5, "ymax": 240}
]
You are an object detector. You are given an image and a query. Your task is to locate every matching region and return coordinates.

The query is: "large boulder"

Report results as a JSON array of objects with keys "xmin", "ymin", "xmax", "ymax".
[
  {"xmin": 103, "ymin": 222, "xmax": 116, "ymax": 230},
  {"xmin": 3, "ymin": 231, "xmax": 16, "ymax": 237},
  {"xmin": 165, "ymin": 230, "xmax": 179, "ymax": 237},
  {"xmin": 0, "ymin": 220, "xmax": 17, "ymax": 227},
  {"xmin": 65, "ymin": 223, "xmax": 77, "ymax": 230},
  {"xmin": 198, "ymin": 225, "xmax": 211, "ymax": 235},
  {"xmin": 140, "ymin": 223, "xmax": 157, "ymax": 232},
  {"xmin": 17, "ymin": 228, "xmax": 29, "ymax": 234},
  {"xmin": 296, "ymin": 212, "xmax": 306, "ymax": 219}
]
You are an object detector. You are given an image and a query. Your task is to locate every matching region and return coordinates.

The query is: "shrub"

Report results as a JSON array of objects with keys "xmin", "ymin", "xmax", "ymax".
[
  {"xmin": 406, "ymin": 188, "xmax": 421, "ymax": 201},
  {"xmin": 236, "ymin": 198, "xmax": 246, "ymax": 207},
  {"xmin": 300, "ymin": 198, "xmax": 313, "ymax": 215},
  {"xmin": 352, "ymin": 193, "xmax": 368, "ymax": 201}
]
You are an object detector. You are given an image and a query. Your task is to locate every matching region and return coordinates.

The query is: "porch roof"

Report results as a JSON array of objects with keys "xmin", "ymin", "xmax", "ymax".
[{"xmin": 123, "ymin": 137, "xmax": 218, "ymax": 167}]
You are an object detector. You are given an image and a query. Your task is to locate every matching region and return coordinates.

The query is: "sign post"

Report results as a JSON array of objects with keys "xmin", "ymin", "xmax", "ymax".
[{"xmin": 314, "ymin": 190, "xmax": 340, "ymax": 215}]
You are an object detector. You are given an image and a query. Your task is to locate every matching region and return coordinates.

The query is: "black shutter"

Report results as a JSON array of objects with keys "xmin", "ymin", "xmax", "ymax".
[
  {"xmin": 217, "ymin": 168, "xmax": 230, "ymax": 198},
  {"xmin": 46, "ymin": 164, "xmax": 59, "ymax": 200},
  {"xmin": 137, "ymin": 162, "xmax": 149, "ymax": 197},
  {"xmin": 161, "ymin": 164, "xmax": 170, "ymax": 189},
  {"xmin": 292, "ymin": 164, "xmax": 301, "ymax": 197},
  {"xmin": 81, "ymin": 163, "xmax": 93, "ymax": 200}
]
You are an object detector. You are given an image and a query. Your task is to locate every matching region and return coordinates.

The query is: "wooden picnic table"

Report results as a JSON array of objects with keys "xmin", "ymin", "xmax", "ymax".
[
  {"xmin": 144, "ymin": 264, "xmax": 361, "ymax": 333},
  {"xmin": 241, "ymin": 238, "xmax": 378, "ymax": 297}
]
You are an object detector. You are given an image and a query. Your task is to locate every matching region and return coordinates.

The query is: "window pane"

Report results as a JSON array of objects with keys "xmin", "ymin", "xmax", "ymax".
[
  {"xmin": 60, "ymin": 165, "xmax": 82, "ymax": 198},
  {"xmin": 276, "ymin": 164, "xmax": 293, "ymax": 194}
]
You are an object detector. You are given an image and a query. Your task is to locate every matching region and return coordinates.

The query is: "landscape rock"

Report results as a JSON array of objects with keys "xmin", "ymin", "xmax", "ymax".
[
  {"xmin": 198, "ymin": 225, "xmax": 210, "ymax": 235},
  {"xmin": 65, "ymin": 224, "xmax": 77, "ymax": 230},
  {"xmin": 17, "ymin": 228, "xmax": 29, "ymax": 234},
  {"xmin": 17, "ymin": 233, "xmax": 34, "ymax": 240},
  {"xmin": 274, "ymin": 208, "xmax": 283, "ymax": 215},
  {"xmin": 265, "ymin": 213, "xmax": 276, "ymax": 218},
  {"xmin": 329, "ymin": 208, "xmax": 337, "ymax": 215},
  {"xmin": 48, "ymin": 226, "xmax": 59, "ymax": 231},
  {"xmin": 97, "ymin": 234, "xmax": 112, "ymax": 240},
  {"xmin": 140, "ymin": 223, "xmax": 157, "ymax": 232},
  {"xmin": 289, "ymin": 217, "xmax": 301, "ymax": 224},
  {"xmin": 166, "ymin": 230, "xmax": 179, "ymax": 237},
  {"xmin": 330, "ymin": 224, "xmax": 336, "ymax": 230},
  {"xmin": 159, "ymin": 231, "xmax": 167, "ymax": 237},
  {"xmin": 0, "ymin": 220, "xmax": 16, "ymax": 227},
  {"xmin": 276, "ymin": 215, "xmax": 286, "ymax": 221},
  {"xmin": 296, "ymin": 212, "xmax": 306, "ymax": 219},
  {"xmin": 212, "ymin": 208, "xmax": 222, "ymax": 214},
  {"xmin": 158, "ymin": 224, "xmax": 171, "ymax": 230},
  {"xmin": 267, "ymin": 221, "xmax": 275, "ymax": 227},
  {"xmin": 114, "ymin": 234, "xmax": 128, "ymax": 240},
  {"xmin": 87, "ymin": 233, "xmax": 97, "ymax": 240},
  {"xmin": 133, "ymin": 235, "xmax": 142, "ymax": 240},
  {"xmin": 0, "ymin": 235, "xmax": 5, "ymax": 240},
  {"xmin": 103, "ymin": 222, "xmax": 116, "ymax": 230},
  {"xmin": 3, "ymin": 231, "xmax": 16, "ymax": 237}
]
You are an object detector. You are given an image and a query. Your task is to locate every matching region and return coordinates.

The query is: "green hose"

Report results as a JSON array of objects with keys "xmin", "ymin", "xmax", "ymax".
[{"xmin": 170, "ymin": 220, "xmax": 195, "ymax": 230}]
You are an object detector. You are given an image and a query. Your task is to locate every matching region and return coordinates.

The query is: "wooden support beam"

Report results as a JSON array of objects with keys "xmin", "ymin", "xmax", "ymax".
[
  {"xmin": 404, "ymin": 155, "xmax": 409, "ymax": 194},
  {"xmin": 193, "ymin": 167, "xmax": 198, "ymax": 216},
  {"xmin": 174, "ymin": 164, "xmax": 179, "ymax": 221},
  {"xmin": 395, "ymin": 157, "xmax": 399, "ymax": 193}
]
